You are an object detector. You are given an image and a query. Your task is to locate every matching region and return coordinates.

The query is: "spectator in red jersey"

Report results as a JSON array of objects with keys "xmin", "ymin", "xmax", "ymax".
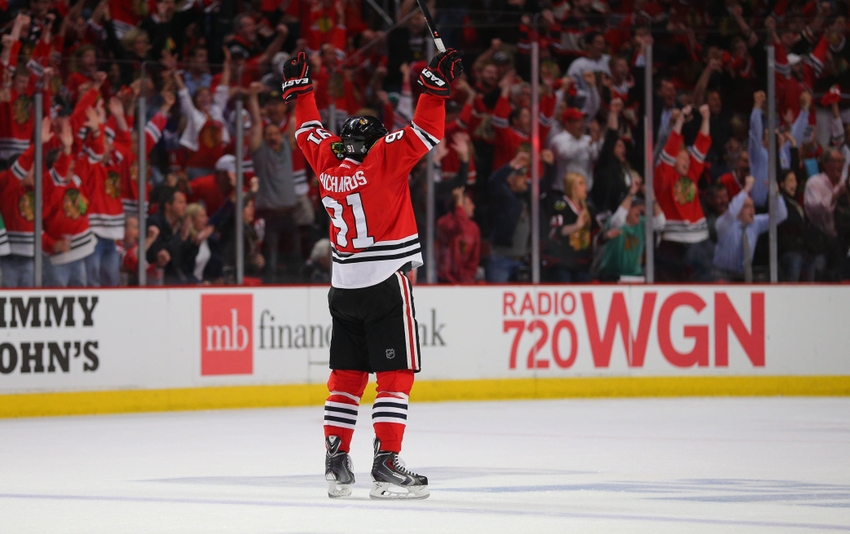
[
  {"xmin": 436, "ymin": 186, "xmax": 480, "ymax": 284},
  {"xmin": 491, "ymin": 70, "xmax": 556, "ymax": 171},
  {"xmin": 42, "ymin": 115, "xmax": 98, "ymax": 287},
  {"xmin": 186, "ymin": 155, "xmax": 235, "ymax": 217},
  {"xmin": 654, "ymin": 104, "xmax": 715, "ymax": 282},
  {"xmin": 0, "ymin": 117, "xmax": 53, "ymax": 287},
  {"xmin": 65, "ymin": 45, "xmax": 109, "ymax": 102}
]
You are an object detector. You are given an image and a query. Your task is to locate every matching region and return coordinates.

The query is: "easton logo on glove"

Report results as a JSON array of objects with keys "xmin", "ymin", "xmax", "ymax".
[
  {"xmin": 421, "ymin": 70, "xmax": 446, "ymax": 87},
  {"xmin": 417, "ymin": 48, "xmax": 463, "ymax": 97},
  {"xmin": 281, "ymin": 51, "xmax": 314, "ymax": 102},
  {"xmin": 282, "ymin": 78, "xmax": 311, "ymax": 90}
]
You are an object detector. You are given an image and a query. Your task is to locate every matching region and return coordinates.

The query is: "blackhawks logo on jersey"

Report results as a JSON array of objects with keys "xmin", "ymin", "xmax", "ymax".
[
  {"xmin": 673, "ymin": 176, "xmax": 697, "ymax": 205},
  {"xmin": 623, "ymin": 233, "xmax": 640, "ymax": 252},
  {"xmin": 62, "ymin": 189, "xmax": 88, "ymax": 220},
  {"xmin": 569, "ymin": 225, "xmax": 590, "ymax": 251},
  {"xmin": 18, "ymin": 191, "xmax": 35, "ymax": 222},
  {"xmin": 13, "ymin": 94, "xmax": 31, "ymax": 125},
  {"xmin": 200, "ymin": 122, "xmax": 222, "ymax": 149},
  {"xmin": 106, "ymin": 170, "xmax": 121, "ymax": 199},
  {"xmin": 315, "ymin": 14, "xmax": 333, "ymax": 33}
]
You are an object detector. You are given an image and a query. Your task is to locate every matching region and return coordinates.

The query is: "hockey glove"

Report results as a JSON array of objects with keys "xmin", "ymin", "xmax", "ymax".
[
  {"xmin": 281, "ymin": 51, "xmax": 313, "ymax": 102},
  {"xmin": 417, "ymin": 48, "xmax": 463, "ymax": 97}
]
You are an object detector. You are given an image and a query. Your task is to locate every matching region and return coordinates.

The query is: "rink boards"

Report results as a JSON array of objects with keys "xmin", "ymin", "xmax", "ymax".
[{"xmin": 0, "ymin": 285, "xmax": 848, "ymax": 416}]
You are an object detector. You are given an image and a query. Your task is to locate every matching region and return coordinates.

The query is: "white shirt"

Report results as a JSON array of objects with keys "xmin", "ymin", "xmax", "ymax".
[
  {"xmin": 194, "ymin": 239, "xmax": 211, "ymax": 281},
  {"xmin": 547, "ymin": 130, "xmax": 601, "ymax": 192}
]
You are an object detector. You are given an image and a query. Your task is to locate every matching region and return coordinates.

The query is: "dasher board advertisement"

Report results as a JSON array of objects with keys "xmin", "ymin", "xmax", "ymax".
[{"xmin": 0, "ymin": 285, "xmax": 849, "ymax": 395}]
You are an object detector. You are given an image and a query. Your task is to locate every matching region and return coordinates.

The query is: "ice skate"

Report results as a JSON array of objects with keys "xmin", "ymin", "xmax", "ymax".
[
  {"xmin": 325, "ymin": 436, "xmax": 355, "ymax": 498},
  {"xmin": 369, "ymin": 439, "xmax": 429, "ymax": 500}
]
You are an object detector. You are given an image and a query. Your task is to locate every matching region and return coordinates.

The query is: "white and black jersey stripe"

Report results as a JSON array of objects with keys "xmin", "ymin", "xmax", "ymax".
[
  {"xmin": 89, "ymin": 213, "xmax": 126, "ymax": 240},
  {"xmin": 295, "ymin": 120, "xmax": 324, "ymax": 139},
  {"xmin": 7, "ymin": 231, "xmax": 35, "ymax": 257},
  {"xmin": 49, "ymin": 229, "xmax": 96, "ymax": 265},
  {"xmin": 330, "ymin": 235, "xmax": 423, "ymax": 289},
  {"xmin": 331, "ymin": 236, "xmax": 421, "ymax": 265},
  {"xmin": 323, "ymin": 391, "xmax": 360, "ymax": 430},
  {"xmin": 372, "ymin": 393, "xmax": 409, "ymax": 426},
  {"xmin": 0, "ymin": 139, "xmax": 30, "ymax": 161},
  {"xmin": 410, "ymin": 121, "xmax": 439, "ymax": 151},
  {"xmin": 0, "ymin": 229, "xmax": 9, "ymax": 256}
]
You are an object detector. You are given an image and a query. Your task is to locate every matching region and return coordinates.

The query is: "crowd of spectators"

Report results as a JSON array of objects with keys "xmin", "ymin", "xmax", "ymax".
[{"xmin": 3, "ymin": 0, "xmax": 850, "ymax": 288}]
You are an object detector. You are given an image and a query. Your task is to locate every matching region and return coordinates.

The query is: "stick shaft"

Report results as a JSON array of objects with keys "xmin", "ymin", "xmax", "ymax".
[{"xmin": 416, "ymin": 0, "xmax": 446, "ymax": 52}]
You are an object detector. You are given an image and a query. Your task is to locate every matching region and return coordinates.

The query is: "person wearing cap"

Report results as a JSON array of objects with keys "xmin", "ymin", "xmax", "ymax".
[
  {"xmin": 548, "ymin": 106, "xmax": 601, "ymax": 192},
  {"xmin": 246, "ymin": 82, "xmax": 300, "ymax": 282},
  {"xmin": 598, "ymin": 180, "xmax": 666, "ymax": 281}
]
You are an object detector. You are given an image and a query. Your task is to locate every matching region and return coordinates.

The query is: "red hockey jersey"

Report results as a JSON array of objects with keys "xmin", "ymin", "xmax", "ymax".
[
  {"xmin": 42, "ymin": 151, "xmax": 97, "ymax": 265},
  {"xmin": 83, "ymin": 127, "xmax": 126, "ymax": 239},
  {"xmin": 490, "ymin": 94, "xmax": 556, "ymax": 170},
  {"xmin": 1, "ymin": 146, "xmax": 36, "ymax": 255},
  {"xmin": 654, "ymin": 130, "xmax": 711, "ymax": 243},
  {"xmin": 295, "ymin": 91, "xmax": 445, "ymax": 289}
]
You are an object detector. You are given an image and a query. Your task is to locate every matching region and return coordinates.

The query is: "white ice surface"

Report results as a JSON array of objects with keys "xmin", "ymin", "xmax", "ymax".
[{"xmin": 1, "ymin": 398, "xmax": 849, "ymax": 533}]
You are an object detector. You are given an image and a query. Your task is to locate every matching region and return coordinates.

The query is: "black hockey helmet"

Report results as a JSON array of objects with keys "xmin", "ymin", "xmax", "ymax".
[{"xmin": 340, "ymin": 116, "xmax": 387, "ymax": 161}]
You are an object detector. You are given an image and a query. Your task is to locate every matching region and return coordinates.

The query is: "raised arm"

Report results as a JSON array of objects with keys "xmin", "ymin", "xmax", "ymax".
[
  {"xmin": 285, "ymin": 52, "xmax": 340, "ymax": 173},
  {"xmin": 247, "ymin": 82, "xmax": 264, "ymax": 152}
]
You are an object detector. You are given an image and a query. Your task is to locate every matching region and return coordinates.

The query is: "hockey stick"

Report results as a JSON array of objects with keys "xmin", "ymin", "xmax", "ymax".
[{"xmin": 415, "ymin": 0, "xmax": 446, "ymax": 53}]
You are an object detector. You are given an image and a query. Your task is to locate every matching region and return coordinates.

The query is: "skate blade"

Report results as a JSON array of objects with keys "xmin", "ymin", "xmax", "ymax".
[
  {"xmin": 327, "ymin": 480, "xmax": 353, "ymax": 498},
  {"xmin": 369, "ymin": 481, "xmax": 430, "ymax": 500}
]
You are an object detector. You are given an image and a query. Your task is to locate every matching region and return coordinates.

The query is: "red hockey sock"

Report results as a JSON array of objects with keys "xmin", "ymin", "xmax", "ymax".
[
  {"xmin": 373, "ymin": 370, "xmax": 415, "ymax": 453},
  {"xmin": 324, "ymin": 369, "xmax": 368, "ymax": 452}
]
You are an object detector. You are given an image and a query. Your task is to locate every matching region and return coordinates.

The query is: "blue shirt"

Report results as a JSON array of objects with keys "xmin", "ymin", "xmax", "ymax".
[
  {"xmin": 713, "ymin": 190, "xmax": 788, "ymax": 274},
  {"xmin": 183, "ymin": 72, "xmax": 213, "ymax": 99}
]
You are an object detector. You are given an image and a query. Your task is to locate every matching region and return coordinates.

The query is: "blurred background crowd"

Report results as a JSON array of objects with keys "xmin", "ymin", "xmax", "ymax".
[{"xmin": 2, "ymin": 0, "xmax": 850, "ymax": 287}]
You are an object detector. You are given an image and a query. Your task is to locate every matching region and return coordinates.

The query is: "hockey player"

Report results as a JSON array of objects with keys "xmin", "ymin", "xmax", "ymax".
[{"xmin": 282, "ymin": 47, "xmax": 463, "ymax": 500}]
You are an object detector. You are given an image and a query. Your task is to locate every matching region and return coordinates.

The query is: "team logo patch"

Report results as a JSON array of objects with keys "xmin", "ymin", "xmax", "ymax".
[
  {"xmin": 62, "ymin": 189, "xmax": 88, "ymax": 220},
  {"xmin": 106, "ymin": 170, "xmax": 121, "ymax": 199},
  {"xmin": 13, "ymin": 94, "xmax": 31, "ymax": 125},
  {"xmin": 385, "ymin": 348, "xmax": 396, "ymax": 360},
  {"xmin": 200, "ymin": 123, "xmax": 222, "ymax": 149},
  {"xmin": 18, "ymin": 191, "xmax": 35, "ymax": 222},
  {"xmin": 674, "ymin": 177, "xmax": 697, "ymax": 205},
  {"xmin": 554, "ymin": 199, "xmax": 567, "ymax": 212}
]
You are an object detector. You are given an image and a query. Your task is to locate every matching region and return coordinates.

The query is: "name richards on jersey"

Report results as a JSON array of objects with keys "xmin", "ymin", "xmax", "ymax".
[{"xmin": 319, "ymin": 170, "xmax": 368, "ymax": 194}]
